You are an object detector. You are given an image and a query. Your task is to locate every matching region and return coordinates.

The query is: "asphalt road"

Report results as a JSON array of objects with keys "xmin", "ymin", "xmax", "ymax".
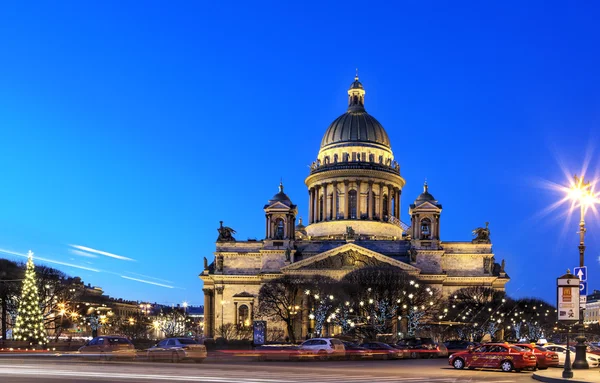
[{"xmin": 0, "ymin": 357, "xmax": 541, "ymax": 383}]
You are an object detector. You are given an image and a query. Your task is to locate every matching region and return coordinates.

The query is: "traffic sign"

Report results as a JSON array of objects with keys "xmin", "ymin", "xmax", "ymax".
[
  {"xmin": 574, "ymin": 266, "xmax": 587, "ymax": 282},
  {"xmin": 580, "ymin": 280, "xmax": 588, "ymax": 296}
]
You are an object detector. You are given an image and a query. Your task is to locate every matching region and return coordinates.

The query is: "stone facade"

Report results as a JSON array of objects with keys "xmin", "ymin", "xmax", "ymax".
[{"xmin": 200, "ymin": 75, "xmax": 510, "ymax": 338}]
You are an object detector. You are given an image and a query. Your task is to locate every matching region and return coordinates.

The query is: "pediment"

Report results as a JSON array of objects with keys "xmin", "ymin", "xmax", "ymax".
[
  {"xmin": 264, "ymin": 201, "xmax": 293, "ymax": 210},
  {"xmin": 412, "ymin": 201, "xmax": 441, "ymax": 210},
  {"xmin": 281, "ymin": 243, "xmax": 420, "ymax": 274}
]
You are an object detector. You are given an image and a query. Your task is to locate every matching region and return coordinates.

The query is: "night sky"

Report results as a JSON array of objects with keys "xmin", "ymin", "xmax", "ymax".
[{"xmin": 0, "ymin": 1, "xmax": 599, "ymax": 306}]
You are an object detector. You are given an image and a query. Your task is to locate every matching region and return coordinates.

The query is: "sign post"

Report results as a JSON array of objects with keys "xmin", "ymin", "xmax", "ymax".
[{"xmin": 557, "ymin": 271, "xmax": 581, "ymax": 379}]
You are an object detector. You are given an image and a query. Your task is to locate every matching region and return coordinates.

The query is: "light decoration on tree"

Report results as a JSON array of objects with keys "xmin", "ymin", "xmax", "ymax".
[{"xmin": 13, "ymin": 251, "xmax": 47, "ymax": 346}]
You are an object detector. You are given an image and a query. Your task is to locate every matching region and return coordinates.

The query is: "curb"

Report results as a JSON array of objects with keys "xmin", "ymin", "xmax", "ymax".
[{"xmin": 532, "ymin": 372, "xmax": 594, "ymax": 383}]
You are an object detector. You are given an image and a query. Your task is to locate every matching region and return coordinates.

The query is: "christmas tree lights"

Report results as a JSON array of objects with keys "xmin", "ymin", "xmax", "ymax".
[{"xmin": 13, "ymin": 251, "xmax": 47, "ymax": 346}]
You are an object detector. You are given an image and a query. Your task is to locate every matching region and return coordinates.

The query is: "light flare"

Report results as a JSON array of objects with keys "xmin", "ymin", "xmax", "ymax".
[{"xmin": 69, "ymin": 244, "xmax": 134, "ymax": 261}]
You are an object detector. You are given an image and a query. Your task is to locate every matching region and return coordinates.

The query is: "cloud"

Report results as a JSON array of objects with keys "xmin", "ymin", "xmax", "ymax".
[
  {"xmin": 120, "ymin": 275, "xmax": 173, "ymax": 289},
  {"xmin": 124, "ymin": 271, "xmax": 174, "ymax": 284},
  {"xmin": 69, "ymin": 244, "xmax": 135, "ymax": 261},
  {"xmin": 69, "ymin": 249, "xmax": 98, "ymax": 258},
  {"xmin": 0, "ymin": 248, "xmax": 100, "ymax": 272}
]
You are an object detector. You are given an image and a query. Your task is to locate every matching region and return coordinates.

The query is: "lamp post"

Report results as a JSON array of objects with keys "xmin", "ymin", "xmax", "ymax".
[{"xmin": 566, "ymin": 175, "xmax": 597, "ymax": 369}]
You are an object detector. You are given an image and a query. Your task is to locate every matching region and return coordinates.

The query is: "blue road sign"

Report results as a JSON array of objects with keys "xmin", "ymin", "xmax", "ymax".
[
  {"xmin": 574, "ymin": 266, "xmax": 587, "ymax": 282},
  {"xmin": 580, "ymin": 280, "xmax": 588, "ymax": 296}
]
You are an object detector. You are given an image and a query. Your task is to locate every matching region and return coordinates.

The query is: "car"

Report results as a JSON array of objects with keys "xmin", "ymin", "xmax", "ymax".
[
  {"xmin": 298, "ymin": 338, "xmax": 345, "ymax": 360},
  {"xmin": 444, "ymin": 340, "xmax": 477, "ymax": 355},
  {"xmin": 587, "ymin": 343, "xmax": 600, "ymax": 356},
  {"xmin": 78, "ymin": 336, "xmax": 136, "ymax": 360},
  {"xmin": 397, "ymin": 338, "xmax": 438, "ymax": 359},
  {"xmin": 544, "ymin": 344, "xmax": 600, "ymax": 367},
  {"xmin": 515, "ymin": 344, "xmax": 559, "ymax": 369},
  {"xmin": 342, "ymin": 341, "xmax": 372, "ymax": 360},
  {"xmin": 147, "ymin": 337, "xmax": 207, "ymax": 363},
  {"xmin": 360, "ymin": 342, "xmax": 403, "ymax": 360},
  {"xmin": 449, "ymin": 343, "xmax": 537, "ymax": 372}
]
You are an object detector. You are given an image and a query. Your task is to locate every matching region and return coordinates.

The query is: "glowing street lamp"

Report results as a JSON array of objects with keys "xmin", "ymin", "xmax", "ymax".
[{"xmin": 564, "ymin": 174, "xmax": 599, "ymax": 369}]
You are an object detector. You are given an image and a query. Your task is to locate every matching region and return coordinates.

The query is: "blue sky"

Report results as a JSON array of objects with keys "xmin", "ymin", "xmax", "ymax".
[{"xmin": 0, "ymin": 1, "xmax": 599, "ymax": 306}]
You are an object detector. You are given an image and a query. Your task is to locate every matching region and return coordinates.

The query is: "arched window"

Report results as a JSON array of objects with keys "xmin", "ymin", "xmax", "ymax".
[
  {"xmin": 238, "ymin": 305, "xmax": 249, "ymax": 327},
  {"xmin": 348, "ymin": 190, "xmax": 357, "ymax": 219},
  {"xmin": 383, "ymin": 194, "xmax": 389, "ymax": 218},
  {"xmin": 333, "ymin": 154, "xmax": 338, "ymax": 163},
  {"xmin": 319, "ymin": 195, "xmax": 324, "ymax": 221},
  {"xmin": 275, "ymin": 218, "xmax": 285, "ymax": 239},
  {"xmin": 420, "ymin": 218, "xmax": 431, "ymax": 239},
  {"xmin": 324, "ymin": 156, "xmax": 330, "ymax": 165},
  {"xmin": 369, "ymin": 153, "xmax": 374, "ymax": 162}
]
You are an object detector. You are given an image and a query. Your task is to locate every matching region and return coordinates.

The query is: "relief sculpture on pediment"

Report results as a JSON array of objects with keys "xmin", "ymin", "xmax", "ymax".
[{"xmin": 300, "ymin": 250, "xmax": 386, "ymax": 270}]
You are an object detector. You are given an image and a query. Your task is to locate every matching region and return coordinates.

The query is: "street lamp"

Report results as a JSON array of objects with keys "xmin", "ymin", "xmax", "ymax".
[{"xmin": 566, "ymin": 174, "xmax": 598, "ymax": 369}]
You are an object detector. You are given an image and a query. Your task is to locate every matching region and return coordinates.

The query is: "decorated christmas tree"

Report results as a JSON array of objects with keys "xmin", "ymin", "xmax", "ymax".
[{"xmin": 13, "ymin": 251, "xmax": 47, "ymax": 346}]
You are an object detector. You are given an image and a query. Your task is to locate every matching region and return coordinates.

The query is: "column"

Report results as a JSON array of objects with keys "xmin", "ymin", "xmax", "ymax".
[
  {"xmin": 332, "ymin": 182, "xmax": 338, "ymax": 220},
  {"xmin": 234, "ymin": 302, "xmax": 239, "ymax": 326},
  {"xmin": 395, "ymin": 188, "xmax": 401, "ymax": 218},
  {"xmin": 356, "ymin": 180, "xmax": 362, "ymax": 219},
  {"xmin": 323, "ymin": 183, "xmax": 329, "ymax": 221},
  {"xmin": 203, "ymin": 289, "xmax": 212, "ymax": 337},
  {"xmin": 312, "ymin": 188, "xmax": 317, "ymax": 224},
  {"xmin": 250, "ymin": 301, "xmax": 255, "ymax": 322},
  {"xmin": 301, "ymin": 295, "xmax": 309, "ymax": 339},
  {"xmin": 368, "ymin": 181, "xmax": 373, "ymax": 219},
  {"xmin": 267, "ymin": 216, "xmax": 272, "ymax": 238},
  {"xmin": 344, "ymin": 181, "xmax": 349, "ymax": 219},
  {"xmin": 308, "ymin": 189, "xmax": 313, "ymax": 224},
  {"xmin": 388, "ymin": 185, "xmax": 394, "ymax": 220},
  {"xmin": 316, "ymin": 186, "xmax": 321, "ymax": 222},
  {"xmin": 379, "ymin": 183, "xmax": 384, "ymax": 220}
]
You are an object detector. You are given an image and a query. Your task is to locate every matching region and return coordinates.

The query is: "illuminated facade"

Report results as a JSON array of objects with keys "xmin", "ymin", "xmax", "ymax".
[{"xmin": 200, "ymin": 75, "xmax": 509, "ymax": 338}]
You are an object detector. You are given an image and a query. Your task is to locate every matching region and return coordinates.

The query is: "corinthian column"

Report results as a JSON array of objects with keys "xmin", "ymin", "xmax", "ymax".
[
  {"xmin": 368, "ymin": 181, "xmax": 373, "ymax": 220},
  {"xmin": 323, "ymin": 183, "xmax": 329, "ymax": 221},
  {"xmin": 332, "ymin": 182, "xmax": 338, "ymax": 220},
  {"xmin": 344, "ymin": 181, "xmax": 349, "ymax": 219}
]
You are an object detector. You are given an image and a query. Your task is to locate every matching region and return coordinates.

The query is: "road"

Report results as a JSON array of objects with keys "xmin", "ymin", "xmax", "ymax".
[{"xmin": 0, "ymin": 357, "xmax": 541, "ymax": 383}]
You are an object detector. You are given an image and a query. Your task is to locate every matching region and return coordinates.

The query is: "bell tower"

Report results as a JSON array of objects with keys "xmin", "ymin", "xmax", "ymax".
[
  {"xmin": 409, "ymin": 181, "xmax": 442, "ymax": 247},
  {"xmin": 264, "ymin": 182, "xmax": 297, "ymax": 241},
  {"xmin": 347, "ymin": 70, "xmax": 365, "ymax": 110}
]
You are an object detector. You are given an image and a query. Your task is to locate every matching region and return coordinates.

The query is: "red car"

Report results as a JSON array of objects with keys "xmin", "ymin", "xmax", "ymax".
[
  {"xmin": 515, "ymin": 344, "xmax": 559, "ymax": 369},
  {"xmin": 449, "ymin": 343, "xmax": 537, "ymax": 372}
]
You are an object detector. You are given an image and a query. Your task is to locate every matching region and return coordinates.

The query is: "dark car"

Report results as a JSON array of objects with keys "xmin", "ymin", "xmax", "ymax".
[
  {"xmin": 342, "ymin": 341, "xmax": 372, "ymax": 360},
  {"xmin": 78, "ymin": 335, "xmax": 136, "ymax": 360},
  {"xmin": 444, "ymin": 340, "xmax": 478, "ymax": 355},
  {"xmin": 398, "ymin": 337, "xmax": 437, "ymax": 358},
  {"xmin": 147, "ymin": 337, "xmax": 207, "ymax": 363},
  {"xmin": 360, "ymin": 342, "xmax": 403, "ymax": 360}
]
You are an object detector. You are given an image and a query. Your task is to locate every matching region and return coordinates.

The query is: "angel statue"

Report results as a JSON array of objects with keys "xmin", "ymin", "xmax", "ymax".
[
  {"xmin": 217, "ymin": 221, "xmax": 236, "ymax": 242},
  {"xmin": 472, "ymin": 222, "xmax": 491, "ymax": 244}
]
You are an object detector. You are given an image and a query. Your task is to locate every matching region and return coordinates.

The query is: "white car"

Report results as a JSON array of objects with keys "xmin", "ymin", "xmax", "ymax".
[
  {"xmin": 298, "ymin": 338, "xmax": 345, "ymax": 360},
  {"xmin": 545, "ymin": 345, "xmax": 600, "ymax": 368}
]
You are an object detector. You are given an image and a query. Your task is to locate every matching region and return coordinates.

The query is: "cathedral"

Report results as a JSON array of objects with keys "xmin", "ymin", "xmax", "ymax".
[{"xmin": 200, "ymin": 75, "xmax": 509, "ymax": 338}]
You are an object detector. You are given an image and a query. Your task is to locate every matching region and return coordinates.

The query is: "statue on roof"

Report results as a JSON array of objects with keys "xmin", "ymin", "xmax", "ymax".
[
  {"xmin": 217, "ymin": 221, "xmax": 236, "ymax": 242},
  {"xmin": 472, "ymin": 222, "xmax": 491, "ymax": 244}
]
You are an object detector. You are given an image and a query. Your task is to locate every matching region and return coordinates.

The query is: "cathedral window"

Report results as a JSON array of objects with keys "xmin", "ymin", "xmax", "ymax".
[
  {"xmin": 348, "ymin": 190, "xmax": 357, "ymax": 219},
  {"xmin": 238, "ymin": 305, "xmax": 249, "ymax": 327},
  {"xmin": 333, "ymin": 154, "xmax": 338, "ymax": 163},
  {"xmin": 352, "ymin": 152, "xmax": 357, "ymax": 161},
  {"xmin": 420, "ymin": 218, "xmax": 431, "ymax": 239},
  {"xmin": 369, "ymin": 153, "xmax": 374, "ymax": 162},
  {"xmin": 275, "ymin": 218, "xmax": 285, "ymax": 239}
]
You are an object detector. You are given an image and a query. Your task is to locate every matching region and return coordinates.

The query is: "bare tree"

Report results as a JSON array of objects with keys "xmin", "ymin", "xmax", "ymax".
[
  {"xmin": 0, "ymin": 259, "xmax": 23, "ymax": 342},
  {"xmin": 340, "ymin": 267, "xmax": 440, "ymax": 339},
  {"xmin": 258, "ymin": 275, "xmax": 308, "ymax": 343}
]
